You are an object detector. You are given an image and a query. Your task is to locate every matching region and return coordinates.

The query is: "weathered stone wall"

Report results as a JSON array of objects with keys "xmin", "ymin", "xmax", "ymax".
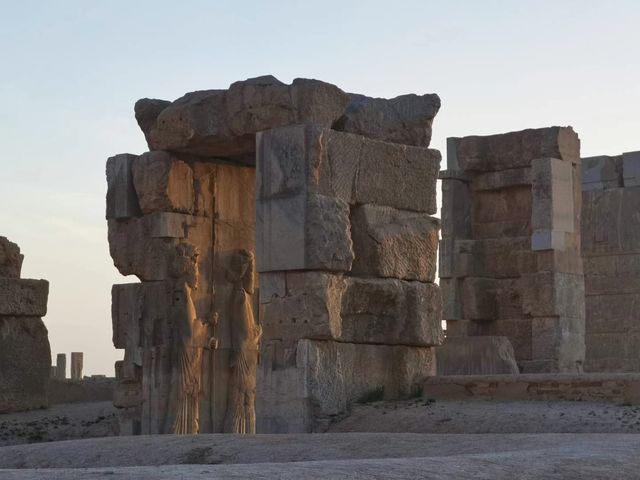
[
  {"xmin": 256, "ymin": 123, "xmax": 443, "ymax": 433},
  {"xmin": 108, "ymin": 75, "xmax": 443, "ymax": 435},
  {"xmin": 582, "ymin": 151, "xmax": 640, "ymax": 372},
  {"xmin": 440, "ymin": 127, "xmax": 585, "ymax": 373},
  {"xmin": 0, "ymin": 237, "xmax": 51, "ymax": 413}
]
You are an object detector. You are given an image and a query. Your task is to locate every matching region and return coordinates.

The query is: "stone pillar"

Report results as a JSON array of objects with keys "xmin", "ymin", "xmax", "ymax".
[
  {"xmin": 256, "ymin": 118, "xmax": 443, "ymax": 433},
  {"xmin": 582, "ymin": 150, "xmax": 640, "ymax": 371},
  {"xmin": 439, "ymin": 127, "xmax": 585, "ymax": 373},
  {"xmin": 56, "ymin": 353, "xmax": 67, "ymax": 380},
  {"xmin": 71, "ymin": 352, "xmax": 83, "ymax": 380},
  {"xmin": 0, "ymin": 236, "xmax": 51, "ymax": 413}
]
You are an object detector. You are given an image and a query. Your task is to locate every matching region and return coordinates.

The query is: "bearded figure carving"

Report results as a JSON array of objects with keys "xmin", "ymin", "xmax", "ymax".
[{"xmin": 224, "ymin": 249, "xmax": 262, "ymax": 434}]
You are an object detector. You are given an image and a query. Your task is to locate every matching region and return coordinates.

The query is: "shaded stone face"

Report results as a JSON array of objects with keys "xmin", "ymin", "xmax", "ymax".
[{"xmin": 440, "ymin": 126, "xmax": 585, "ymax": 374}]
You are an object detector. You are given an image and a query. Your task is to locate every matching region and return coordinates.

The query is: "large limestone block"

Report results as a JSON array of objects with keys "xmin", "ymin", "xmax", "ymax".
[
  {"xmin": 257, "ymin": 339, "xmax": 435, "ymax": 433},
  {"xmin": 333, "ymin": 92, "xmax": 441, "ymax": 147},
  {"xmin": 0, "ymin": 316, "xmax": 50, "ymax": 413},
  {"xmin": 106, "ymin": 153, "xmax": 142, "ymax": 219},
  {"xmin": 260, "ymin": 273, "xmax": 442, "ymax": 347},
  {"xmin": 521, "ymin": 272, "xmax": 585, "ymax": 319},
  {"xmin": 528, "ymin": 316, "xmax": 585, "ymax": 373},
  {"xmin": 531, "ymin": 157, "xmax": 575, "ymax": 251},
  {"xmin": 436, "ymin": 336, "xmax": 519, "ymax": 375},
  {"xmin": 0, "ymin": 237, "xmax": 23, "ymax": 278},
  {"xmin": 582, "ymin": 155, "xmax": 622, "ymax": 191},
  {"xmin": 257, "ymin": 125, "xmax": 440, "ymax": 213},
  {"xmin": 134, "ymin": 98, "xmax": 170, "ymax": 144},
  {"xmin": 449, "ymin": 237, "xmax": 536, "ymax": 280},
  {"xmin": 472, "ymin": 186, "xmax": 531, "ymax": 239},
  {"xmin": 256, "ymin": 193, "xmax": 354, "ymax": 272},
  {"xmin": 356, "ymin": 140, "xmax": 440, "ymax": 213},
  {"xmin": 147, "ymin": 76, "xmax": 349, "ymax": 161},
  {"xmin": 461, "ymin": 277, "xmax": 498, "ymax": 321},
  {"xmin": 350, "ymin": 204, "xmax": 439, "ymax": 282},
  {"xmin": 0, "ymin": 278, "xmax": 48, "ymax": 316},
  {"xmin": 132, "ymin": 151, "xmax": 194, "ymax": 215},
  {"xmin": 453, "ymin": 127, "xmax": 580, "ymax": 172},
  {"xmin": 582, "ymin": 187, "xmax": 640, "ymax": 255},
  {"xmin": 440, "ymin": 178, "xmax": 471, "ymax": 239},
  {"xmin": 260, "ymin": 272, "xmax": 345, "ymax": 341},
  {"xmin": 472, "ymin": 167, "xmax": 532, "ymax": 191},
  {"xmin": 341, "ymin": 277, "xmax": 443, "ymax": 347},
  {"xmin": 585, "ymin": 293, "xmax": 640, "ymax": 334}
]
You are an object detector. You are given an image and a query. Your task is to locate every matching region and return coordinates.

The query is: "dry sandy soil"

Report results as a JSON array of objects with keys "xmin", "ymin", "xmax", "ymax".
[{"xmin": 1, "ymin": 399, "xmax": 639, "ymax": 478}]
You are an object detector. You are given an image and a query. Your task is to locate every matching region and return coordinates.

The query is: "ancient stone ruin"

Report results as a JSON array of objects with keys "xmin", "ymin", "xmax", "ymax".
[
  {"xmin": 582, "ymin": 150, "xmax": 640, "ymax": 372},
  {"xmin": 0, "ymin": 236, "xmax": 51, "ymax": 413},
  {"xmin": 106, "ymin": 75, "xmax": 443, "ymax": 434},
  {"xmin": 439, "ymin": 128, "xmax": 585, "ymax": 373}
]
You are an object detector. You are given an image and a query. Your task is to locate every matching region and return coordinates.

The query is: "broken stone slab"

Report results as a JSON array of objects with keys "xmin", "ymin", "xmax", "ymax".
[
  {"xmin": 256, "ymin": 338, "xmax": 435, "ymax": 433},
  {"xmin": 106, "ymin": 153, "xmax": 142, "ymax": 219},
  {"xmin": 0, "ymin": 278, "xmax": 49, "ymax": 316},
  {"xmin": 0, "ymin": 236, "xmax": 24, "ymax": 278},
  {"xmin": 146, "ymin": 76, "xmax": 349, "ymax": 161},
  {"xmin": 350, "ymin": 204, "xmax": 439, "ymax": 282},
  {"xmin": 436, "ymin": 336, "xmax": 519, "ymax": 375},
  {"xmin": 260, "ymin": 272, "xmax": 442, "ymax": 347},
  {"xmin": 256, "ymin": 193, "xmax": 354, "ymax": 272},
  {"xmin": 333, "ymin": 92, "xmax": 441, "ymax": 147},
  {"xmin": 452, "ymin": 127, "xmax": 580, "ymax": 172},
  {"xmin": 256, "ymin": 125, "xmax": 440, "ymax": 213},
  {"xmin": 0, "ymin": 316, "xmax": 51, "ymax": 413},
  {"xmin": 134, "ymin": 98, "xmax": 171, "ymax": 145},
  {"xmin": 132, "ymin": 151, "xmax": 194, "ymax": 215}
]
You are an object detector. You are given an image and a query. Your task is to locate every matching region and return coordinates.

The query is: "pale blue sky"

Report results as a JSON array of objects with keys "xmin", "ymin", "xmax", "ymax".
[{"xmin": 1, "ymin": 1, "xmax": 638, "ymax": 375}]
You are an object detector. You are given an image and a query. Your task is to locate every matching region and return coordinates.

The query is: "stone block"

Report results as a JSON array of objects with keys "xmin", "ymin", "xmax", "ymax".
[
  {"xmin": 455, "ymin": 126, "xmax": 580, "ymax": 172},
  {"xmin": 521, "ymin": 272, "xmax": 585, "ymax": 319},
  {"xmin": 0, "ymin": 237, "xmax": 24, "ymax": 279},
  {"xmin": 461, "ymin": 277, "xmax": 497, "ymax": 321},
  {"xmin": 436, "ymin": 336, "xmax": 519, "ymax": 375},
  {"xmin": 132, "ymin": 151, "xmax": 194, "ymax": 214},
  {"xmin": 134, "ymin": 98, "xmax": 170, "ymax": 144},
  {"xmin": 260, "ymin": 272, "xmax": 344, "ymax": 342},
  {"xmin": 623, "ymin": 151, "xmax": 640, "ymax": 187},
  {"xmin": 0, "ymin": 317, "xmax": 50, "ymax": 413},
  {"xmin": 256, "ymin": 193, "xmax": 354, "ymax": 272},
  {"xmin": 356, "ymin": 140, "xmax": 440, "ymax": 213},
  {"xmin": 585, "ymin": 293, "xmax": 640, "ymax": 334},
  {"xmin": 350, "ymin": 204, "xmax": 439, "ymax": 282},
  {"xmin": 581, "ymin": 155, "xmax": 621, "ymax": 190},
  {"xmin": 531, "ymin": 157, "xmax": 575, "ymax": 250},
  {"xmin": 106, "ymin": 153, "xmax": 142, "ymax": 219},
  {"xmin": 148, "ymin": 76, "xmax": 348, "ymax": 161},
  {"xmin": 452, "ymin": 237, "xmax": 535, "ymax": 279},
  {"xmin": 471, "ymin": 186, "xmax": 531, "ymax": 239},
  {"xmin": 472, "ymin": 167, "xmax": 531, "ymax": 191},
  {"xmin": 259, "ymin": 272, "xmax": 286, "ymax": 304},
  {"xmin": 446, "ymin": 137, "xmax": 460, "ymax": 170},
  {"xmin": 583, "ymin": 188, "xmax": 640, "ymax": 255},
  {"xmin": 257, "ymin": 338, "xmax": 435, "ymax": 433},
  {"xmin": 0, "ymin": 278, "xmax": 49, "ymax": 316},
  {"xmin": 147, "ymin": 212, "xmax": 192, "ymax": 238},
  {"xmin": 341, "ymin": 277, "xmax": 442, "ymax": 347},
  {"xmin": 441, "ymin": 178, "xmax": 471, "ymax": 238},
  {"xmin": 439, "ymin": 238, "xmax": 454, "ymax": 279},
  {"xmin": 55, "ymin": 353, "xmax": 66, "ymax": 380},
  {"xmin": 530, "ymin": 317, "xmax": 585, "ymax": 373},
  {"xmin": 333, "ymin": 92, "xmax": 440, "ymax": 147},
  {"xmin": 440, "ymin": 278, "xmax": 463, "ymax": 321},
  {"xmin": 261, "ymin": 273, "xmax": 442, "ymax": 347}
]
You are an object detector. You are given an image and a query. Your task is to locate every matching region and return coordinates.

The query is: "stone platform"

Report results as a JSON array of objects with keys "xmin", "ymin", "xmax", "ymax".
[{"xmin": 422, "ymin": 373, "xmax": 640, "ymax": 403}]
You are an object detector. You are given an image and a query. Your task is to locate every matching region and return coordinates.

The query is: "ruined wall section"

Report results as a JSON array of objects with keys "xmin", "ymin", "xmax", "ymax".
[
  {"xmin": 440, "ymin": 127, "xmax": 585, "ymax": 373},
  {"xmin": 582, "ymin": 151, "xmax": 640, "ymax": 371},
  {"xmin": 0, "ymin": 237, "xmax": 51, "ymax": 413},
  {"xmin": 256, "ymin": 125, "xmax": 443, "ymax": 433}
]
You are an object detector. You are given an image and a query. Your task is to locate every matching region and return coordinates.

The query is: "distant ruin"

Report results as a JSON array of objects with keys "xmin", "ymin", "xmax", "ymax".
[
  {"xmin": 106, "ymin": 76, "xmax": 443, "ymax": 434},
  {"xmin": 0, "ymin": 237, "xmax": 51, "ymax": 413}
]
